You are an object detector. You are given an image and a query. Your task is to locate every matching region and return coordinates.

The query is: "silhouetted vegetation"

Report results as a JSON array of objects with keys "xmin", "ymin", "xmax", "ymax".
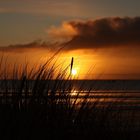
[{"xmin": 0, "ymin": 56, "xmax": 139, "ymax": 140}]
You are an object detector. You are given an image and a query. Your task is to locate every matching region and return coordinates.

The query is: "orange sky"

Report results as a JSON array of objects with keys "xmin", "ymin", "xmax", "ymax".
[
  {"xmin": 1, "ymin": 45, "xmax": 140, "ymax": 79},
  {"xmin": 1, "ymin": 17, "xmax": 140, "ymax": 79}
]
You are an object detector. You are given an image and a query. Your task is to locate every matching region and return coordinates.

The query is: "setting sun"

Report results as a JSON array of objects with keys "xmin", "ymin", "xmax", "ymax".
[{"xmin": 72, "ymin": 69, "xmax": 77, "ymax": 76}]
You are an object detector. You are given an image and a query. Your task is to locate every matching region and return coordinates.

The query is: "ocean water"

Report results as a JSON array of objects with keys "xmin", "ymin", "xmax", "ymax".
[
  {"xmin": 0, "ymin": 80, "xmax": 140, "ymax": 108},
  {"xmin": 0, "ymin": 80, "xmax": 140, "ymax": 130},
  {"xmin": 0, "ymin": 80, "xmax": 140, "ymax": 105}
]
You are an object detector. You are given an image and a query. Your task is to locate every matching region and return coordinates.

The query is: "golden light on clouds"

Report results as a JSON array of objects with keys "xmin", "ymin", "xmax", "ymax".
[{"xmin": 47, "ymin": 22, "xmax": 78, "ymax": 43}]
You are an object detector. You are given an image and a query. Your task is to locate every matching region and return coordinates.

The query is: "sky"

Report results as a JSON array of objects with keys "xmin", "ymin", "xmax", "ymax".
[
  {"xmin": 1, "ymin": 0, "xmax": 140, "ymax": 45},
  {"xmin": 0, "ymin": 0, "xmax": 140, "ymax": 79}
]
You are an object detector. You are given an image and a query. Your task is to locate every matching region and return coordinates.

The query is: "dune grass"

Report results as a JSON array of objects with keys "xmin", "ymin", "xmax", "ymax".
[{"xmin": 0, "ymin": 55, "xmax": 139, "ymax": 139}]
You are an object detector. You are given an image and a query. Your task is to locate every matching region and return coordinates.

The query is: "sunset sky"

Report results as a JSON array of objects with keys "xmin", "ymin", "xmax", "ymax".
[{"xmin": 0, "ymin": 0, "xmax": 140, "ymax": 79}]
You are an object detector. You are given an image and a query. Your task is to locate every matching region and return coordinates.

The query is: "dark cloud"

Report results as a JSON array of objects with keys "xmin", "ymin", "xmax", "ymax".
[
  {"xmin": 64, "ymin": 17, "xmax": 140, "ymax": 49},
  {"xmin": 0, "ymin": 40, "xmax": 52, "ymax": 53},
  {"xmin": 1, "ymin": 17, "xmax": 140, "ymax": 52}
]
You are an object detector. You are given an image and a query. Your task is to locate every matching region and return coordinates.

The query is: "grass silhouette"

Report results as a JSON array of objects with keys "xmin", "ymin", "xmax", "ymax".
[{"xmin": 0, "ymin": 55, "xmax": 139, "ymax": 140}]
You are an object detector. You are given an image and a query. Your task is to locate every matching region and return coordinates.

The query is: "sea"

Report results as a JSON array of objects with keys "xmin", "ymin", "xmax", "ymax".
[{"xmin": 0, "ymin": 79, "xmax": 140, "ymax": 130}]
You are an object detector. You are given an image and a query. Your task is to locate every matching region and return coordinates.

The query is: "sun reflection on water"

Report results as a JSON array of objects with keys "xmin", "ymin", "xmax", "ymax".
[{"xmin": 71, "ymin": 90, "xmax": 78, "ymax": 96}]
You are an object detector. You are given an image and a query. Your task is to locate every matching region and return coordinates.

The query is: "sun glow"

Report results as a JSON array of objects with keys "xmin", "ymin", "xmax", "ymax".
[{"xmin": 71, "ymin": 69, "xmax": 77, "ymax": 76}]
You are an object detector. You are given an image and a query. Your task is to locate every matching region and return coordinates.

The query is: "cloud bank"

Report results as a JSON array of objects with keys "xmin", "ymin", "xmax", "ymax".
[
  {"xmin": 1, "ymin": 17, "xmax": 140, "ymax": 52},
  {"xmin": 0, "ymin": 41, "xmax": 51, "ymax": 53},
  {"xmin": 60, "ymin": 17, "xmax": 140, "ymax": 49}
]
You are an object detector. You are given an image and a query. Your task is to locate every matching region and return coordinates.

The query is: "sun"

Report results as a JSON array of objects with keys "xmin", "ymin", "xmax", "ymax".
[{"xmin": 71, "ymin": 69, "xmax": 77, "ymax": 76}]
